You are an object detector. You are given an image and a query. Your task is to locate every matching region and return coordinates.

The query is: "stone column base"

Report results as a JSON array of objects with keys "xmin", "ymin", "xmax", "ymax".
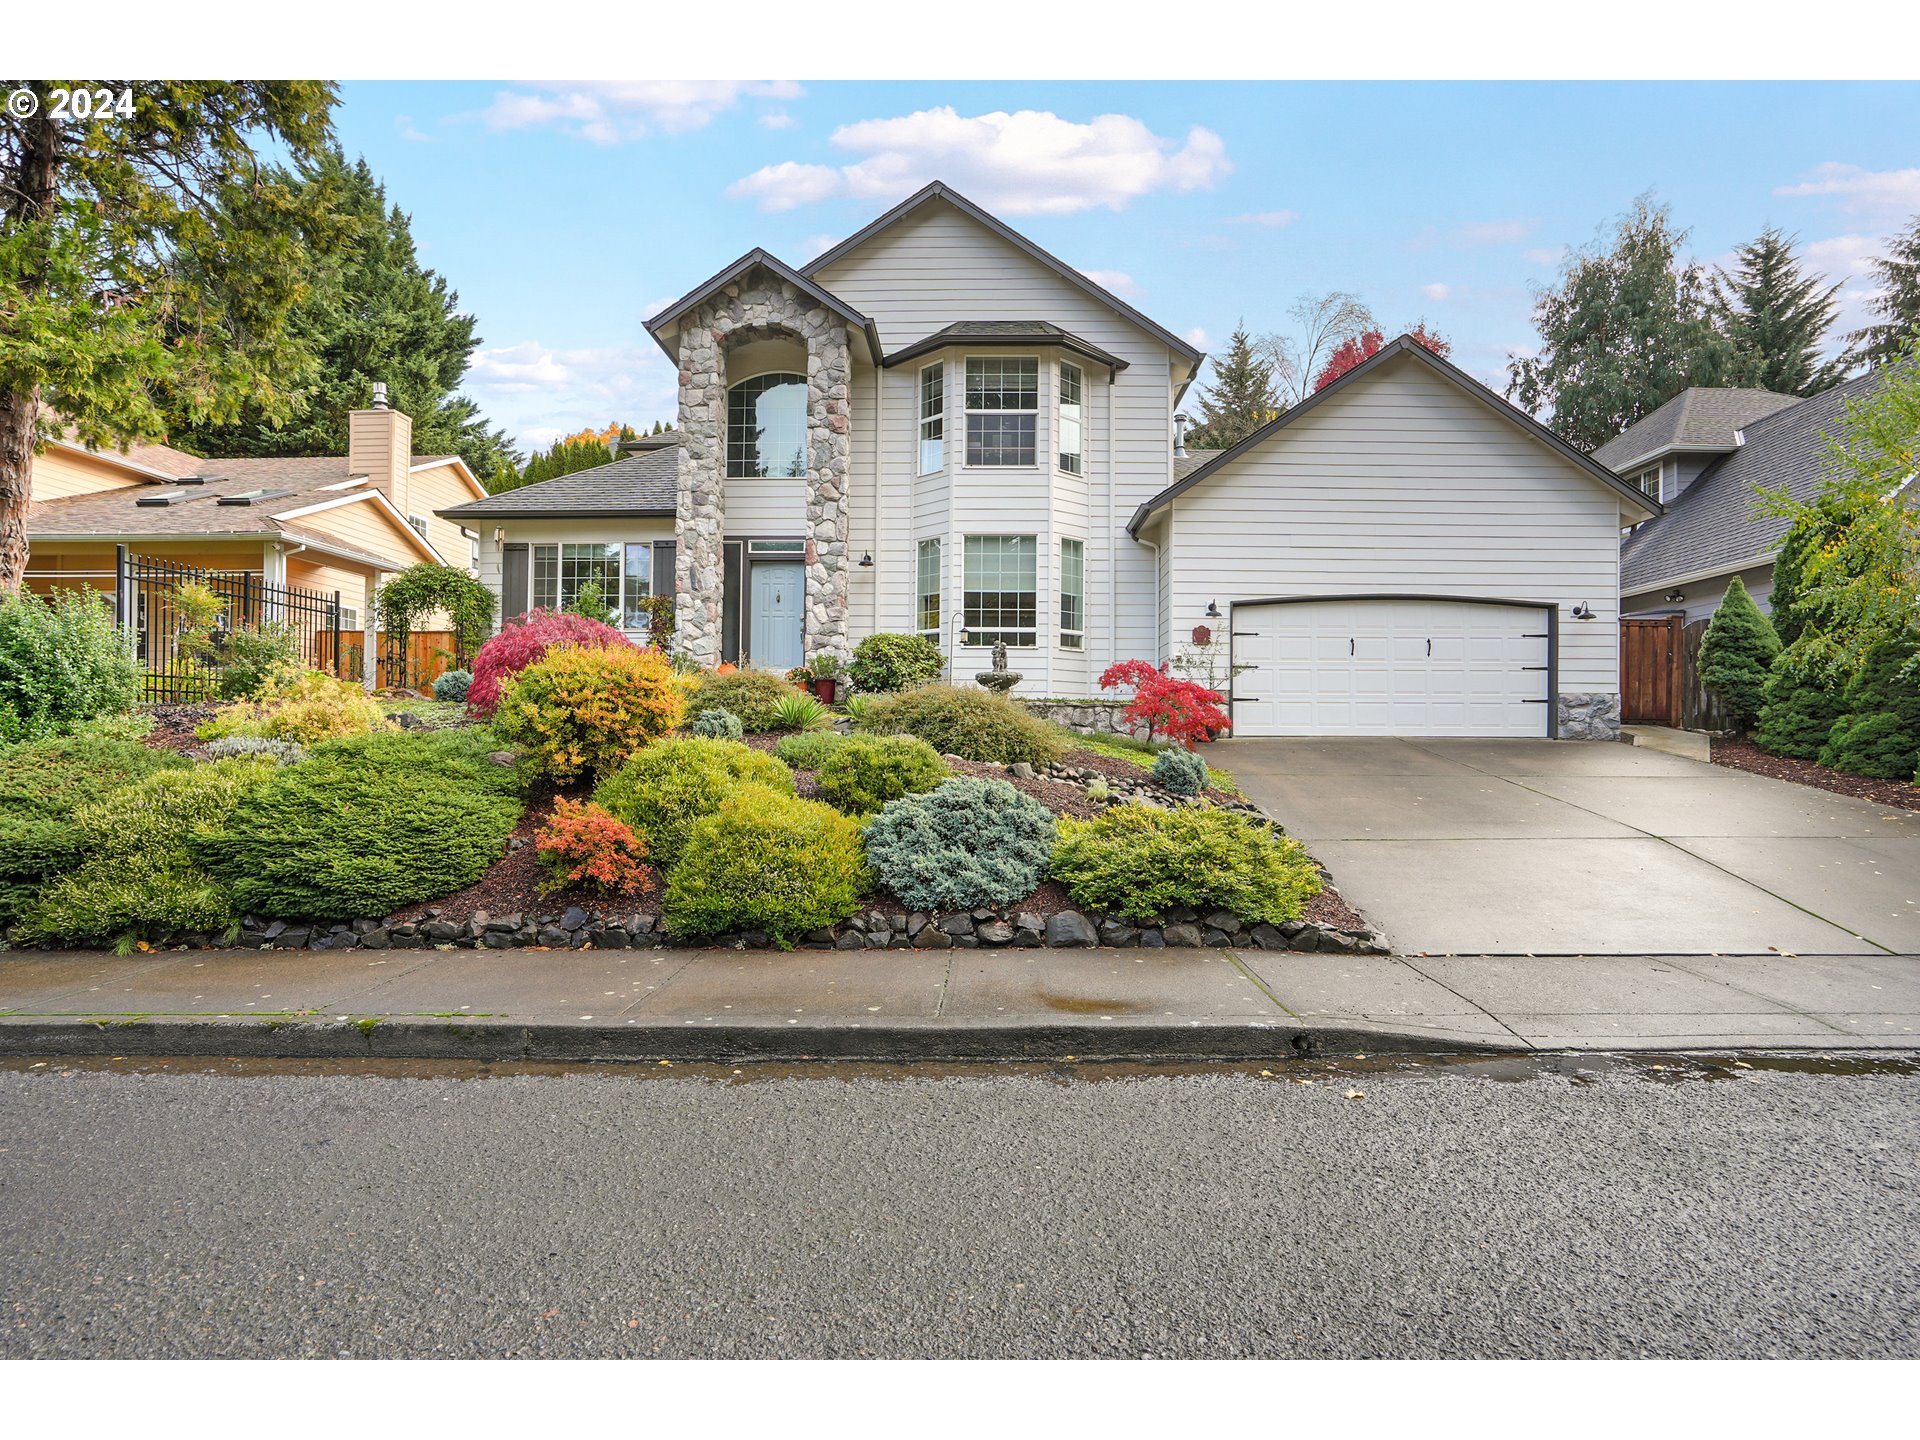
[{"xmin": 1557, "ymin": 692, "xmax": 1623, "ymax": 741}]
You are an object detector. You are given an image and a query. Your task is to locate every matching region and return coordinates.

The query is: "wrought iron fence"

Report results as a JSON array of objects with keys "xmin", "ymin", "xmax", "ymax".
[{"xmin": 114, "ymin": 546, "xmax": 346, "ymax": 703}]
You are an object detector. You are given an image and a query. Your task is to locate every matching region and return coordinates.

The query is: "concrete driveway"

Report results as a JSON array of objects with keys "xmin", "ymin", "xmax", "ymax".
[{"xmin": 1217, "ymin": 737, "xmax": 1920, "ymax": 956}]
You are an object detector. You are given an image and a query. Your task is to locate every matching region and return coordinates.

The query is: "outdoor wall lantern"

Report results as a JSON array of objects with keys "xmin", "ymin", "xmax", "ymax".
[
  {"xmin": 1664, "ymin": 590, "xmax": 1686, "ymax": 604},
  {"xmin": 1205, "ymin": 600, "xmax": 1221, "ymax": 618},
  {"xmin": 1570, "ymin": 602, "xmax": 1596, "ymax": 620},
  {"xmin": 859, "ymin": 553, "xmax": 874, "ymax": 567}
]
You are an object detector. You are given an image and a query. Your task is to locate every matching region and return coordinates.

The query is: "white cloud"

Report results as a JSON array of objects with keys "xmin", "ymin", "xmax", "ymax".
[
  {"xmin": 394, "ymin": 114, "xmax": 434, "ymax": 144},
  {"xmin": 466, "ymin": 340, "xmax": 679, "ymax": 451},
  {"xmin": 1452, "ymin": 218, "xmax": 1533, "ymax": 245},
  {"xmin": 727, "ymin": 106, "xmax": 1230, "ymax": 215},
  {"xmin": 1224, "ymin": 210, "xmax": 1297, "ymax": 227},
  {"xmin": 1802, "ymin": 232, "xmax": 1888, "ymax": 337},
  {"xmin": 798, "ymin": 233, "xmax": 842, "ymax": 262},
  {"xmin": 1080, "ymin": 268, "xmax": 1140, "ymax": 298},
  {"xmin": 1521, "ymin": 246, "xmax": 1566, "ymax": 267},
  {"xmin": 1184, "ymin": 326, "xmax": 1211, "ymax": 351},
  {"xmin": 758, "ymin": 111, "xmax": 798, "ymax": 130},
  {"xmin": 482, "ymin": 81, "xmax": 803, "ymax": 144},
  {"xmin": 1777, "ymin": 163, "xmax": 1920, "ymax": 220},
  {"xmin": 1422, "ymin": 282, "xmax": 1450, "ymax": 301}
]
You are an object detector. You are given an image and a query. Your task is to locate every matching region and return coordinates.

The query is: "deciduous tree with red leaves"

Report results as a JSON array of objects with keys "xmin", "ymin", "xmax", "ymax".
[
  {"xmin": 1098, "ymin": 660, "xmax": 1232, "ymax": 749},
  {"xmin": 1311, "ymin": 325, "xmax": 1452, "ymax": 393}
]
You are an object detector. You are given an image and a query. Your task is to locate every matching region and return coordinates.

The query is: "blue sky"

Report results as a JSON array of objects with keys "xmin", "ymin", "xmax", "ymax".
[{"xmin": 331, "ymin": 80, "xmax": 1920, "ymax": 454}]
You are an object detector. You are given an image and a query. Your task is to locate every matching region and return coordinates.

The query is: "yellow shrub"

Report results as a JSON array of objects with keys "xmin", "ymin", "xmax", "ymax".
[
  {"xmin": 198, "ymin": 671, "xmax": 390, "ymax": 746},
  {"xmin": 493, "ymin": 643, "xmax": 684, "ymax": 784}
]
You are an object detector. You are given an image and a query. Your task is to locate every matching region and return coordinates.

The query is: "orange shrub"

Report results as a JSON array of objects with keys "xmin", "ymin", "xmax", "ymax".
[
  {"xmin": 535, "ymin": 798, "xmax": 649, "ymax": 894},
  {"xmin": 493, "ymin": 644, "xmax": 684, "ymax": 784}
]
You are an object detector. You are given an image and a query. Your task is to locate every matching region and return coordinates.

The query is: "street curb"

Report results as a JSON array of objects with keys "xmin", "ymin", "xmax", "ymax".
[{"xmin": 0, "ymin": 1015, "xmax": 1515, "ymax": 1063}]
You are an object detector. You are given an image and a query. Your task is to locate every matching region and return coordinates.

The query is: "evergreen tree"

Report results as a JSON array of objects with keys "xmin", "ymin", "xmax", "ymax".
[
  {"xmin": 1508, "ymin": 196, "xmax": 1734, "ymax": 452},
  {"xmin": 165, "ymin": 150, "xmax": 519, "ymax": 480},
  {"xmin": 1754, "ymin": 663, "xmax": 1849, "ymax": 760},
  {"xmin": 1712, "ymin": 227, "xmax": 1850, "ymax": 395},
  {"xmin": 1189, "ymin": 324, "xmax": 1279, "ymax": 450},
  {"xmin": 1818, "ymin": 632, "xmax": 1920, "ymax": 778},
  {"xmin": 1854, "ymin": 214, "xmax": 1920, "ymax": 366},
  {"xmin": 1698, "ymin": 576, "xmax": 1781, "ymax": 731}
]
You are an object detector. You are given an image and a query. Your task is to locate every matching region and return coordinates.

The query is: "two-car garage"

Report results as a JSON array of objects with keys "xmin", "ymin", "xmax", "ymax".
[{"xmin": 1227, "ymin": 597, "xmax": 1553, "ymax": 738}]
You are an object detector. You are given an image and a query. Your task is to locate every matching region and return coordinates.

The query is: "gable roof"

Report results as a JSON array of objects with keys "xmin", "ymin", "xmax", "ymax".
[
  {"xmin": 800, "ymin": 181, "xmax": 1205, "ymax": 369},
  {"xmin": 1620, "ymin": 370, "xmax": 1886, "ymax": 593},
  {"xmin": 883, "ymin": 320, "xmax": 1129, "ymax": 375},
  {"xmin": 644, "ymin": 248, "xmax": 882, "ymax": 363},
  {"xmin": 1592, "ymin": 387, "xmax": 1799, "ymax": 471},
  {"xmin": 1128, "ymin": 336, "xmax": 1663, "ymax": 536},
  {"xmin": 436, "ymin": 442, "xmax": 679, "ymax": 520}
]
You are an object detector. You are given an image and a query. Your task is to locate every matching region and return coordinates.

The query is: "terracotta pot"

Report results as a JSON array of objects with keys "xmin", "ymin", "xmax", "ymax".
[{"xmin": 814, "ymin": 677, "xmax": 838, "ymax": 705}]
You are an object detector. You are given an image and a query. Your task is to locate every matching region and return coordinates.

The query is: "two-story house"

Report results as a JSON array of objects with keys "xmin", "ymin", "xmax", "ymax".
[{"xmin": 445, "ymin": 181, "xmax": 1657, "ymax": 739}]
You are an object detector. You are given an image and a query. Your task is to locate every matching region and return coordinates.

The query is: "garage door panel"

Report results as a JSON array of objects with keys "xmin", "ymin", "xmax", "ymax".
[{"xmin": 1233, "ymin": 598, "xmax": 1549, "ymax": 738}]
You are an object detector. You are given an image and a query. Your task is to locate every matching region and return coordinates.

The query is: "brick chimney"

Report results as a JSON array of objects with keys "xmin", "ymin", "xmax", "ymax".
[{"xmin": 348, "ymin": 382, "xmax": 413, "ymax": 519}]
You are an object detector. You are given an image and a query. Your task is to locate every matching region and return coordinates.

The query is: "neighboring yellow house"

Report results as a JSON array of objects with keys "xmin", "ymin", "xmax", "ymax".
[{"xmin": 25, "ymin": 395, "xmax": 489, "ymax": 689}]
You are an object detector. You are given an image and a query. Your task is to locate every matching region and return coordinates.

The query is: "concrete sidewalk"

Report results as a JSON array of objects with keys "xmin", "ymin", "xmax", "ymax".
[{"xmin": 1, "ymin": 945, "xmax": 1916, "ymax": 1059}]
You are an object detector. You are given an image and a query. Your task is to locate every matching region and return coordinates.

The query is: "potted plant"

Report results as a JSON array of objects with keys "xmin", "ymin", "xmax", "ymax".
[{"xmin": 807, "ymin": 652, "xmax": 844, "ymax": 705}]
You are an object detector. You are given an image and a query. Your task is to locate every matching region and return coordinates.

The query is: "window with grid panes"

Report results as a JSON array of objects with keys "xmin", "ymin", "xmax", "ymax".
[
  {"xmin": 965, "ymin": 357, "xmax": 1038, "ymax": 466},
  {"xmin": 727, "ymin": 372, "xmax": 808, "ymax": 478},
  {"xmin": 1058, "ymin": 362, "xmax": 1083, "ymax": 474},
  {"xmin": 1058, "ymin": 538, "xmax": 1084, "ymax": 649},
  {"xmin": 916, "ymin": 538, "xmax": 942, "ymax": 638},
  {"xmin": 963, "ymin": 535, "xmax": 1037, "ymax": 646},
  {"xmin": 919, "ymin": 364, "xmax": 945, "ymax": 474}
]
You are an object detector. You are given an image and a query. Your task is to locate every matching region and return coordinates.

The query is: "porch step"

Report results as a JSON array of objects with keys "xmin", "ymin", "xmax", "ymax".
[{"xmin": 1621, "ymin": 724, "xmax": 1712, "ymax": 762}]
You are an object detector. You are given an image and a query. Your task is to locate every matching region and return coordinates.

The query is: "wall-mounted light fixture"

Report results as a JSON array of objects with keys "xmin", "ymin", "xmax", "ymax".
[
  {"xmin": 1570, "ymin": 602, "xmax": 1596, "ymax": 621},
  {"xmin": 1664, "ymin": 590, "xmax": 1685, "ymax": 604},
  {"xmin": 493, "ymin": 527, "xmax": 505, "ymax": 543},
  {"xmin": 858, "ymin": 553, "xmax": 874, "ymax": 567},
  {"xmin": 1205, "ymin": 600, "xmax": 1221, "ymax": 618}
]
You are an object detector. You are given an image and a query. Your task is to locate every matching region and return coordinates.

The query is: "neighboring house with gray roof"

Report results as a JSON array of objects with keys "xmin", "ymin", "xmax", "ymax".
[
  {"xmin": 1607, "ymin": 372, "xmax": 1883, "ymax": 623},
  {"xmin": 442, "ymin": 181, "xmax": 1656, "ymax": 739}
]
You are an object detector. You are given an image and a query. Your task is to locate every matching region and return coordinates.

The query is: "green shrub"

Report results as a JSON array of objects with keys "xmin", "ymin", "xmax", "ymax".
[
  {"xmin": 433, "ymin": 669, "xmax": 473, "ymax": 704},
  {"xmin": 689, "ymin": 669, "xmax": 801, "ymax": 732},
  {"xmin": 203, "ymin": 735, "xmax": 306, "ymax": 765},
  {"xmin": 193, "ymin": 730, "xmax": 524, "ymax": 919},
  {"xmin": 19, "ymin": 758, "xmax": 278, "ymax": 943},
  {"xmin": 0, "ymin": 588, "xmax": 138, "ymax": 743},
  {"xmin": 771, "ymin": 690, "xmax": 832, "ymax": 732},
  {"xmin": 1818, "ymin": 634, "xmax": 1920, "ymax": 778},
  {"xmin": 199, "ymin": 670, "xmax": 391, "ymax": 745},
  {"xmin": 0, "ymin": 730, "xmax": 187, "ymax": 925},
  {"xmin": 492, "ymin": 643, "xmax": 683, "ymax": 783},
  {"xmin": 856, "ymin": 683, "xmax": 1066, "ymax": 766},
  {"xmin": 814, "ymin": 735, "xmax": 946, "ymax": 814},
  {"xmin": 1698, "ymin": 576, "xmax": 1781, "ymax": 731},
  {"xmin": 691, "ymin": 706, "xmax": 744, "ymax": 740},
  {"xmin": 863, "ymin": 776, "xmax": 1056, "ymax": 912},
  {"xmin": 1050, "ymin": 804, "xmax": 1322, "ymax": 925},
  {"xmin": 593, "ymin": 736, "xmax": 793, "ymax": 869},
  {"xmin": 182, "ymin": 623, "xmax": 302, "ymax": 701},
  {"xmin": 840, "ymin": 692, "xmax": 877, "ymax": 725},
  {"xmin": 847, "ymin": 632, "xmax": 945, "ymax": 693},
  {"xmin": 661, "ymin": 786, "xmax": 869, "ymax": 944},
  {"xmin": 1152, "ymin": 748, "xmax": 1209, "ymax": 795},
  {"xmin": 773, "ymin": 730, "xmax": 847, "ymax": 769},
  {"xmin": 1754, "ymin": 662, "xmax": 1849, "ymax": 760}
]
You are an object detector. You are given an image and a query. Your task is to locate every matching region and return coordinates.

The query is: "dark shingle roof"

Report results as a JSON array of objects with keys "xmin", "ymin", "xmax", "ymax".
[
  {"xmin": 436, "ymin": 443, "xmax": 679, "ymax": 519},
  {"xmin": 1592, "ymin": 387, "xmax": 1799, "ymax": 470},
  {"xmin": 883, "ymin": 320, "xmax": 1129, "ymax": 373},
  {"xmin": 1174, "ymin": 448, "xmax": 1219, "ymax": 480},
  {"xmin": 34, "ymin": 464, "xmax": 370, "ymax": 536},
  {"xmin": 1620, "ymin": 371, "xmax": 1884, "ymax": 591}
]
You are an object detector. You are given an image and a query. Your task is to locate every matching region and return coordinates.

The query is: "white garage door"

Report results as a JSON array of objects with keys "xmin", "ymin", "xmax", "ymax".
[{"xmin": 1231, "ymin": 598, "xmax": 1550, "ymax": 737}]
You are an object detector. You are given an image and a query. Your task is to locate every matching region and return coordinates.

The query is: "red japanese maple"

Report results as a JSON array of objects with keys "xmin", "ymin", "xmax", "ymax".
[
  {"xmin": 1098, "ymin": 659, "xmax": 1231, "ymax": 750},
  {"xmin": 467, "ymin": 608, "xmax": 632, "ymax": 717},
  {"xmin": 1311, "ymin": 324, "xmax": 1452, "ymax": 393}
]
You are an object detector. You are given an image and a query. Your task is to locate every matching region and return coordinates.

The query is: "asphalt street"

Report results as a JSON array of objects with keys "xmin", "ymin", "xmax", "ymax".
[{"xmin": 2, "ymin": 1055, "xmax": 1917, "ymax": 1358}]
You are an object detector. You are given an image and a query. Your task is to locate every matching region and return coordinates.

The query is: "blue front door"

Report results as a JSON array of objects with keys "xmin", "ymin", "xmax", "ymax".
[{"xmin": 749, "ymin": 561, "xmax": 804, "ymax": 672}]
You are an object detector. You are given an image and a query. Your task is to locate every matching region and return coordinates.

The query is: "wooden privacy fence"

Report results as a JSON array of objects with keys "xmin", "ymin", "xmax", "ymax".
[
  {"xmin": 317, "ymin": 630, "xmax": 462, "ymax": 691},
  {"xmin": 1620, "ymin": 614, "xmax": 1728, "ymax": 731}
]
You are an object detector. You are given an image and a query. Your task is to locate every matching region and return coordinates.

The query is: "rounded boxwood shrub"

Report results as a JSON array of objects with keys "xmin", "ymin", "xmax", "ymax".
[
  {"xmin": 863, "ymin": 775, "xmax": 1056, "ymax": 913},
  {"xmin": 1151, "ymin": 748, "xmax": 1209, "ymax": 795},
  {"xmin": 0, "ymin": 588, "xmax": 139, "ymax": 744},
  {"xmin": 847, "ymin": 632, "xmax": 945, "ymax": 694},
  {"xmin": 468, "ymin": 608, "xmax": 631, "ymax": 718},
  {"xmin": 19, "ymin": 757, "xmax": 279, "ymax": 944},
  {"xmin": 594, "ymin": 736, "xmax": 793, "ymax": 869},
  {"xmin": 432, "ymin": 669, "xmax": 473, "ymax": 704},
  {"xmin": 856, "ymin": 683, "xmax": 1066, "ymax": 766},
  {"xmin": 814, "ymin": 734, "xmax": 946, "ymax": 814},
  {"xmin": 661, "ymin": 786, "xmax": 869, "ymax": 945},
  {"xmin": 689, "ymin": 669, "xmax": 803, "ymax": 732},
  {"xmin": 1050, "ymin": 804, "xmax": 1322, "ymax": 926},
  {"xmin": 773, "ymin": 730, "xmax": 846, "ymax": 769},
  {"xmin": 493, "ymin": 643, "xmax": 684, "ymax": 783},
  {"xmin": 691, "ymin": 706, "xmax": 744, "ymax": 740},
  {"xmin": 192, "ymin": 730, "xmax": 524, "ymax": 920}
]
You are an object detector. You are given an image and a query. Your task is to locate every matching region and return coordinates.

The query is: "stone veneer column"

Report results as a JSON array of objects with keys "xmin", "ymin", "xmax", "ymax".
[
  {"xmin": 674, "ymin": 321, "xmax": 726, "ymax": 665},
  {"xmin": 803, "ymin": 311, "xmax": 853, "ymax": 664}
]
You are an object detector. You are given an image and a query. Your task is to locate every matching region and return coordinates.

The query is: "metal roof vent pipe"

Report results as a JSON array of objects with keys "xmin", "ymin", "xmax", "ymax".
[
  {"xmin": 1174, "ymin": 412, "xmax": 1190, "ymax": 458},
  {"xmin": 371, "ymin": 381, "xmax": 389, "ymax": 410}
]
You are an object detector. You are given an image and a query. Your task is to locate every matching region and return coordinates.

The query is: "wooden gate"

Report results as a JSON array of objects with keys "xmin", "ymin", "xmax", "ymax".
[{"xmin": 1620, "ymin": 616, "xmax": 1683, "ymax": 726}]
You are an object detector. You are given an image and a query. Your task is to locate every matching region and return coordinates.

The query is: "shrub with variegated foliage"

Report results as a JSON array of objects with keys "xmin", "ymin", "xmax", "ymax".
[
  {"xmin": 535, "ymin": 798, "xmax": 649, "ymax": 894},
  {"xmin": 493, "ymin": 644, "xmax": 683, "ymax": 784},
  {"xmin": 467, "ymin": 608, "xmax": 631, "ymax": 717}
]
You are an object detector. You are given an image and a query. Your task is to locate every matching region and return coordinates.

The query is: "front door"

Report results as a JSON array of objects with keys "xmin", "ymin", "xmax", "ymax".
[{"xmin": 749, "ymin": 561, "xmax": 804, "ymax": 672}]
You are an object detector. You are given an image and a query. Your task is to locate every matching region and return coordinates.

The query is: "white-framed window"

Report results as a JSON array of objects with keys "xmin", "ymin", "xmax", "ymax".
[
  {"xmin": 467, "ymin": 533, "xmax": 480, "ymax": 569},
  {"xmin": 1057, "ymin": 362, "xmax": 1083, "ymax": 475},
  {"xmin": 531, "ymin": 541, "xmax": 621, "ymax": 613},
  {"xmin": 1632, "ymin": 465, "xmax": 1661, "ymax": 502},
  {"xmin": 621, "ymin": 543, "xmax": 653, "ymax": 629},
  {"xmin": 965, "ymin": 357, "xmax": 1038, "ymax": 467},
  {"xmin": 918, "ymin": 363, "xmax": 945, "ymax": 474},
  {"xmin": 916, "ymin": 537, "xmax": 942, "ymax": 639},
  {"xmin": 727, "ymin": 371, "xmax": 808, "ymax": 478},
  {"xmin": 1059, "ymin": 538, "xmax": 1084, "ymax": 650},
  {"xmin": 408, "ymin": 513, "xmax": 430, "ymax": 540},
  {"xmin": 962, "ymin": 534, "xmax": 1037, "ymax": 647}
]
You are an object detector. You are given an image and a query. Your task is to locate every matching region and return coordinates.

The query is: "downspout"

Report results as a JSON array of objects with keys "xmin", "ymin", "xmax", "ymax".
[
  {"xmin": 872, "ymin": 357, "xmax": 882, "ymax": 638},
  {"xmin": 1105, "ymin": 367, "xmax": 1116, "ymax": 672}
]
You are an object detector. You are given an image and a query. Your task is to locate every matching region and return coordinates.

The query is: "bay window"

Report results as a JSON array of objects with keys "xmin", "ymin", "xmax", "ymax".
[
  {"xmin": 917, "ymin": 538, "xmax": 943, "ymax": 640},
  {"xmin": 1059, "ymin": 538, "xmax": 1084, "ymax": 649},
  {"xmin": 963, "ymin": 534, "xmax": 1037, "ymax": 647},
  {"xmin": 529, "ymin": 542, "xmax": 640, "ymax": 620},
  {"xmin": 919, "ymin": 363, "xmax": 945, "ymax": 474},
  {"xmin": 965, "ymin": 357, "xmax": 1038, "ymax": 466},
  {"xmin": 621, "ymin": 543, "xmax": 653, "ymax": 629},
  {"xmin": 1058, "ymin": 362, "xmax": 1083, "ymax": 474}
]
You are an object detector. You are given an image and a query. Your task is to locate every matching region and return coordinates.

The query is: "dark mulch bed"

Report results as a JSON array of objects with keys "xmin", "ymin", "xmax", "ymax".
[
  {"xmin": 946, "ymin": 756, "xmax": 1107, "ymax": 819},
  {"xmin": 386, "ymin": 787, "xmax": 659, "ymax": 928},
  {"xmin": 1711, "ymin": 737, "xmax": 1920, "ymax": 813},
  {"xmin": 139, "ymin": 703, "xmax": 220, "ymax": 755},
  {"xmin": 1303, "ymin": 884, "xmax": 1367, "ymax": 931}
]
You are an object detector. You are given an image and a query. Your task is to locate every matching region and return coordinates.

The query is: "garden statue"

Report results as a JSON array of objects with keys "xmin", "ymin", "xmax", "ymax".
[{"xmin": 974, "ymin": 639, "xmax": 1023, "ymax": 694}]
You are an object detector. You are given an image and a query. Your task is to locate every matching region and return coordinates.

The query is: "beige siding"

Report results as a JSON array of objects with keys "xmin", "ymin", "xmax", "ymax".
[
  {"xmin": 813, "ymin": 198, "xmax": 1182, "ymax": 693},
  {"xmin": 31, "ymin": 448, "xmax": 151, "ymax": 501},
  {"xmin": 408, "ymin": 463, "xmax": 485, "ymax": 569},
  {"xmin": 1162, "ymin": 356, "xmax": 1626, "ymax": 696},
  {"xmin": 289, "ymin": 494, "xmax": 422, "ymax": 566}
]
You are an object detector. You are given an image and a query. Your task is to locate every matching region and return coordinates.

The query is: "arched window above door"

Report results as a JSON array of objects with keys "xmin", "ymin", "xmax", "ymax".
[{"xmin": 727, "ymin": 372, "xmax": 808, "ymax": 478}]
